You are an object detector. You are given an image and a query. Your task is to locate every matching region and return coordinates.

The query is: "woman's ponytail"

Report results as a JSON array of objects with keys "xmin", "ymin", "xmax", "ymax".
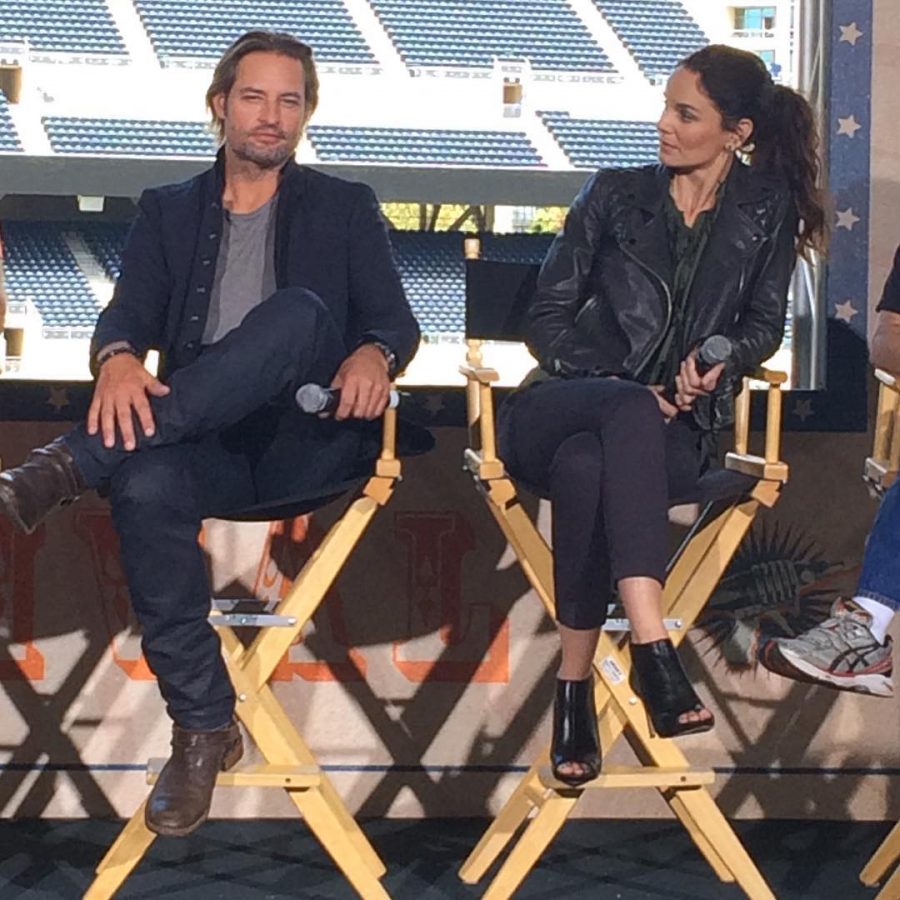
[{"xmin": 682, "ymin": 45, "xmax": 828, "ymax": 259}]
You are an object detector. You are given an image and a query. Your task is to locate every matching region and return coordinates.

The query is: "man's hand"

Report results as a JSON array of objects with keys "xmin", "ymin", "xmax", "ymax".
[
  {"xmin": 673, "ymin": 352, "xmax": 725, "ymax": 412},
  {"xmin": 648, "ymin": 385, "xmax": 679, "ymax": 421},
  {"xmin": 87, "ymin": 353, "xmax": 170, "ymax": 450},
  {"xmin": 330, "ymin": 344, "xmax": 391, "ymax": 420}
]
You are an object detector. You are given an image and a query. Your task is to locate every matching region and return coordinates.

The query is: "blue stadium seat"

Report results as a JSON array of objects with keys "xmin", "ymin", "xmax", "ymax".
[
  {"xmin": 79, "ymin": 221, "xmax": 129, "ymax": 280},
  {"xmin": 368, "ymin": 0, "xmax": 614, "ymax": 71},
  {"xmin": 540, "ymin": 111, "xmax": 658, "ymax": 169},
  {"xmin": 308, "ymin": 125, "xmax": 543, "ymax": 166},
  {"xmin": 592, "ymin": 0, "xmax": 707, "ymax": 77},
  {"xmin": 2, "ymin": 222, "xmax": 104, "ymax": 329},
  {"xmin": 0, "ymin": 0, "xmax": 125, "ymax": 53},
  {"xmin": 0, "ymin": 89, "xmax": 23, "ymax": 152},
  {"xmin": 42, "ymin": 117, "xmax": 217, "ymax": 156},
  {"xmin": 133, "ymin": 0, "xmax": 374, "ymax": 64}
]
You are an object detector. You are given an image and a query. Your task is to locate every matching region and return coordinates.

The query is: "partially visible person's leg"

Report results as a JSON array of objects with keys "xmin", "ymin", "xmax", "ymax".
[
  {"xmin": 764, "ymin": 480, "xmax": 898, "ymax": 697},
  {"xmin": 109, "ymin": 437, "xmax": 255, "ymax": 835}
]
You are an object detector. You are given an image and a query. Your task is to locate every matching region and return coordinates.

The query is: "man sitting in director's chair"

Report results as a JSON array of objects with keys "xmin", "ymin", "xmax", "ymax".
[{"xmin": 0, "ymin": 30, "xmax": 420, "ymax": 836}]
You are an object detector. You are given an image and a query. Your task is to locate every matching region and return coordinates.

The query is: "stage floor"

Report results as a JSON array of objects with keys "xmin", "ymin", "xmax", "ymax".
[{"xmin": 0, "ymin": 818, "xmax": 892, "ymax": 898}]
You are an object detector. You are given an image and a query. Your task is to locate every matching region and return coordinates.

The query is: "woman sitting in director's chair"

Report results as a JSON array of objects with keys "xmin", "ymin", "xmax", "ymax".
[{"xmin": 498, "ymin": 44, "xmax": 827, "ymax": 784}]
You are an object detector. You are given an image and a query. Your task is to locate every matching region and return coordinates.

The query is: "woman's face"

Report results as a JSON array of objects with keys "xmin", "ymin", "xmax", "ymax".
[{"xmin": 657, "ymin": 67, "xmax": 744, "ymax": 171}]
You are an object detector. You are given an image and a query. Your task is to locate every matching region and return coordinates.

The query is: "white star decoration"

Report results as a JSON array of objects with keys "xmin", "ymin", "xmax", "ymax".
[
  {"xmin": 793, "ymin": 398, "xmax": 814, "ymax": 423},
  {"xmin": 836, "ymin": 207, "xmax": 860, "ymax": 230},
  {"xmin": 46, "ymin": 386, "xmax": 70, "ymax": 412},
  {"xmin": 839, "ymin": 22, "xmax": 864, "ymax": 45},
  {"xmin": 837, "ymin": 115, "xmax": 863, "ymax": 138},
  {"xmin": 834, "ymin": 300, "xmax": 859, "ymax": 323}
]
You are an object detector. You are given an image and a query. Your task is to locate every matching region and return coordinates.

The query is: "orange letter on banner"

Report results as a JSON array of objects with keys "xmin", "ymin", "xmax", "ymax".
[
  {"xmin": 392, "ymin": 511, "xmax": 509, "ymax": 684},
  {"xmin": 255, "ymin": 516, "xmax": 366, "ymax": 682},
  {"xmin": 75, "ymin": 510, "xmax": 155, "ymax": 680},
  {"xmin": 0, "ymin": 521, "xmax": 46, "ymax": 680}
]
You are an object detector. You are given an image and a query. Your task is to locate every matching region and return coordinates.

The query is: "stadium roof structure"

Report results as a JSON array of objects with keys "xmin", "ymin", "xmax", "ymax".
[{"xmin": 0, "ymin": 153, "xmax": 591, "ymax": 206}]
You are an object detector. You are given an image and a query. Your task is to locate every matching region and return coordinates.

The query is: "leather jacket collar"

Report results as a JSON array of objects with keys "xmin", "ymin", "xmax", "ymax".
[{"xmin": 620, "ymin": 162, "xmax": 784, "ymax": 288}]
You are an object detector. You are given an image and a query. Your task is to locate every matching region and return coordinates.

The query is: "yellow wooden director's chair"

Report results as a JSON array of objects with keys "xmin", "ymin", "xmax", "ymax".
[
  {"xmin": 859, "ymin": 368, "xmax": 900, "ymax": 900},
  {"xmin": 84, "ymin": 401, "xmax": 415, "ymax": 900},
  {"xmin": 457, "ymin": 250, "xmax": 789, "ymax": 900}
]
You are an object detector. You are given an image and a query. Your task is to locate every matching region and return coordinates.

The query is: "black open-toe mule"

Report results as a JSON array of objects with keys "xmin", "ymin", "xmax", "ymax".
[
  {"xmin": 630, "ymin": 638, "xmax": 714, "ymax": 738},
  {"xmin": 551, "ymin": 677, "xmax": 601, "ymax": 786}
]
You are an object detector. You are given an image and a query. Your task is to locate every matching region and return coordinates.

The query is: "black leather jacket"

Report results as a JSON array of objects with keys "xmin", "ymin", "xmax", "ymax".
[{"xmin": 526, "ymin": 162, "xmax": 798, "ymax": 430}]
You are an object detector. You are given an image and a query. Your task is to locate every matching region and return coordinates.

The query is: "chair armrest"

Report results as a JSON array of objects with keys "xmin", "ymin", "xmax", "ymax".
[
  {"xmin": 732, "ymin": 367, "xmax": 788, "ymax": 480},
  {"xmin": 459, "ymin": 363, "xmax": 500, "ymax": 384},
  {"xmin": 374, "ymin": 396, "xmax": 401, "ymax": 479},
  {"xmin": 751, "ymin": 366, "xmax": 788, "ymax": 385}
]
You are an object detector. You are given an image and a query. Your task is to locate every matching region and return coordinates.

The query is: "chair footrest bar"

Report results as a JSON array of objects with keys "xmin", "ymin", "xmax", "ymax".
[
  {"xmin": 603, "ymin": 617, "xmax": 683, "ymax": 632},
  {"xmin": 538, "ymin": 765, "xmax": 715, "ymax": 791},
  {"xmin": 146, "ymin": 759, "xmax": 321, "ymax": 788},
  {"xmin": 209, "ymin": 613, "xmax": 297, "ymax": 628}
]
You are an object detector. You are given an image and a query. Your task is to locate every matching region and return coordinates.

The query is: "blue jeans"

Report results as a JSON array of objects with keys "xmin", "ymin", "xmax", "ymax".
[
  {"xmin": 64, "ymin": 289, "xmax": 355, "ymax": 728},
  {"xmin": 858, "ymin": 478, "xmax": 900, "ymax": 612}
]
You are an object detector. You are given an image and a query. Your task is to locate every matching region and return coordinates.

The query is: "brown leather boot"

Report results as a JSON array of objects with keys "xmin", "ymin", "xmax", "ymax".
[
  {"xmin": 0, "ymin": 438, "xmax": 86, "ymax": 534},
  {"xmin": 145, "ymin": 720, "xmax": 243, "ymax": 837}
]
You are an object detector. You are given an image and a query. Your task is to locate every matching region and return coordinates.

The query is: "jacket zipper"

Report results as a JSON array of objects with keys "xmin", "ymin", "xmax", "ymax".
[{"xmin": 621, "ymin": 243, "xmax": 673, "ymax": 379}]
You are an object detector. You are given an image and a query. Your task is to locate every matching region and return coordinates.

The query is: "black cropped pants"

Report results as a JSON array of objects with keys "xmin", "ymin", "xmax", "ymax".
[{"xmin": 498, "ymin": 377, "xmax": 705, "ymax": 629}]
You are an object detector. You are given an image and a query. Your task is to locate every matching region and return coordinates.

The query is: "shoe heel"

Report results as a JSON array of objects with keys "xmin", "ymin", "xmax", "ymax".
[{"xmin": 221, "ymin": 734, "xmax": 243, "ymax": 771}]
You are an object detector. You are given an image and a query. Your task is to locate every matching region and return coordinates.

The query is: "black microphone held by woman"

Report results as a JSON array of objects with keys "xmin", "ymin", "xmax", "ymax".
[{"xmin": 499, "ymin": 44, "xmax": 826, "ymax": 786}]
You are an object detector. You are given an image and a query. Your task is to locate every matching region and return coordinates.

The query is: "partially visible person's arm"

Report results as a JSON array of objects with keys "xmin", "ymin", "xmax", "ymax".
[
  {"xmin": 870, "ymin": 310, "xmax": 900, "ymax": 376},
  {"xmin": 0, "ymin": 257, "xmax": 7, "ymax": 334},
  {"xmin": 0, "ymin": 227, "xmax": 7, "ymax": 332},
  {"xmin": 87, "ymin": 190, "xmax": 173, "ymax": 447},
  {"xmin": 871, "ymin": 243, "xmax": 900, "ymax": 377}
]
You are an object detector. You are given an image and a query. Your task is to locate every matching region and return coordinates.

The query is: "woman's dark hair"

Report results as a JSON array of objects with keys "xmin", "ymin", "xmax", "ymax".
[
  {"xmin": 205, "ymin": 30, "xmax": 319, "ymax": 142},
  {"xmin": 681, "ymin": 44, "xmax": 827, "ymax": 258}
]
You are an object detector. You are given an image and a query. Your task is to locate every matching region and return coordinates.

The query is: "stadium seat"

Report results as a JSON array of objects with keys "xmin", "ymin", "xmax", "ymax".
[
  {"xmin": 367, "ymin": 0, "xmax": 614, "ymax": 70},
  {"xmin": 133, "ymin": 0, "xmax": 374, "ymax": 65},
  {"xmin": 0, "ymin": 0, "xmax": 125, "ymax": 54},
  {"xmin": 592, "ymin": 0, "xmax": 707, "ymax": 78}
]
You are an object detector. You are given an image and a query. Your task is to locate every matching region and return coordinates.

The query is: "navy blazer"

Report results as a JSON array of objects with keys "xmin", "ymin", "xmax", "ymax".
[{"xmin": 92, "ymin": 154, "xmax": 419, "ymax": 378}]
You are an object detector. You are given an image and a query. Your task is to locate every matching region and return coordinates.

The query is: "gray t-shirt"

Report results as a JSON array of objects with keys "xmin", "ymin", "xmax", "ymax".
[{"xmin": 202, "ymin": 194, "xmax": 278, "ymax": 345}]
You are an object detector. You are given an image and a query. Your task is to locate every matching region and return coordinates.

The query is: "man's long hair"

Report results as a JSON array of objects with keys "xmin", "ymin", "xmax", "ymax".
[{"xmin": 205, "ymin": 30, "xmax": 319, "ymax": 142}]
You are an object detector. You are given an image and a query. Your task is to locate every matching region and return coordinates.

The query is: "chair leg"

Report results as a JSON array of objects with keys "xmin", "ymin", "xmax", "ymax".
[
  {"xmin": 286, "ymin": 788, "xmax": 391, "ymax": 900},
  {"xmin": 664, "ymin": 791, "xmax": 735, "ymax": 883},
  {"xmin": 669, "ymin": 790, "xmax": 775, "ymax": 900},
  {"xmin": 480, "ymin": 793, "xmax": 578, "ymax": 900},
  {"xmin": 873, "ymin": 864, "xmax": 900, "ymax": 900},
  {"xmin": 861, "ymin": 821, "xmax": 900, "ymax": 887},
  {"xmin": 458, "ymin": 762, "xmax": 547, "ymax": 884},
  {"xmin": 84, "ymin": 801, "xmax": 156, "ymax": 900},
  {"xmin": 234, "ymin": 678, "xmax": 387, "ymax": 880}
]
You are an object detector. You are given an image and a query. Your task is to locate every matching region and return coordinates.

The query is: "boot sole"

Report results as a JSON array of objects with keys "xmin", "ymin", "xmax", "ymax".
[{"xmin": 145, "ymin": 734, "xmax": 244, "ymax": 837}]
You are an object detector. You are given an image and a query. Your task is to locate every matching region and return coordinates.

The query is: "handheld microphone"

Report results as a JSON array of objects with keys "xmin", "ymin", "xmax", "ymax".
[
  {"xmin": 693, "ymin": 334, "xmax": 732, "ymax": 375},
  {"xmin": 660, "ymin": 335, "xmax": 732, "ymax": 406},
  {"xmin": 295, "ymin": 384, "xmax": 401, "ymax": 416}
]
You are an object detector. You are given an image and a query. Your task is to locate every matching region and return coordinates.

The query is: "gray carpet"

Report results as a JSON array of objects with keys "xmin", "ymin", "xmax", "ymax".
[{"xmin": 0, "ymin": 818, "xmax": 893, "ymax": 898}]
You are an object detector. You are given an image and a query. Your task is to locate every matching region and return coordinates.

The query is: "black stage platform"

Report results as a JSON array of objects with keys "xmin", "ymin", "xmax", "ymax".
[{"xmin": 0, "ymin": 818, "xmax": 892, "ymax": 898}]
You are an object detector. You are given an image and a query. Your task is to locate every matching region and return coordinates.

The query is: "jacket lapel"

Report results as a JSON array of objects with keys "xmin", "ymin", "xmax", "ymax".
[{"xmin": 615, "ymin": 166, "xmax": 674, "ymax": 288}]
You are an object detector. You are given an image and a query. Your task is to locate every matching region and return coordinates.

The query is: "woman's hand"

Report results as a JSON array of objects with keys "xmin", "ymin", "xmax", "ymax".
[{"xmin": 673, "ymin": 352, "xmax": 725, "ymax": 412}]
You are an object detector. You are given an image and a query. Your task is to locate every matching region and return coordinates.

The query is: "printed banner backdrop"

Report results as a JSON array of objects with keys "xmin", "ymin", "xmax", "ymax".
[{"xmin": 1, "ymin": 419, "xmax": 898, "ymax": 821}]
